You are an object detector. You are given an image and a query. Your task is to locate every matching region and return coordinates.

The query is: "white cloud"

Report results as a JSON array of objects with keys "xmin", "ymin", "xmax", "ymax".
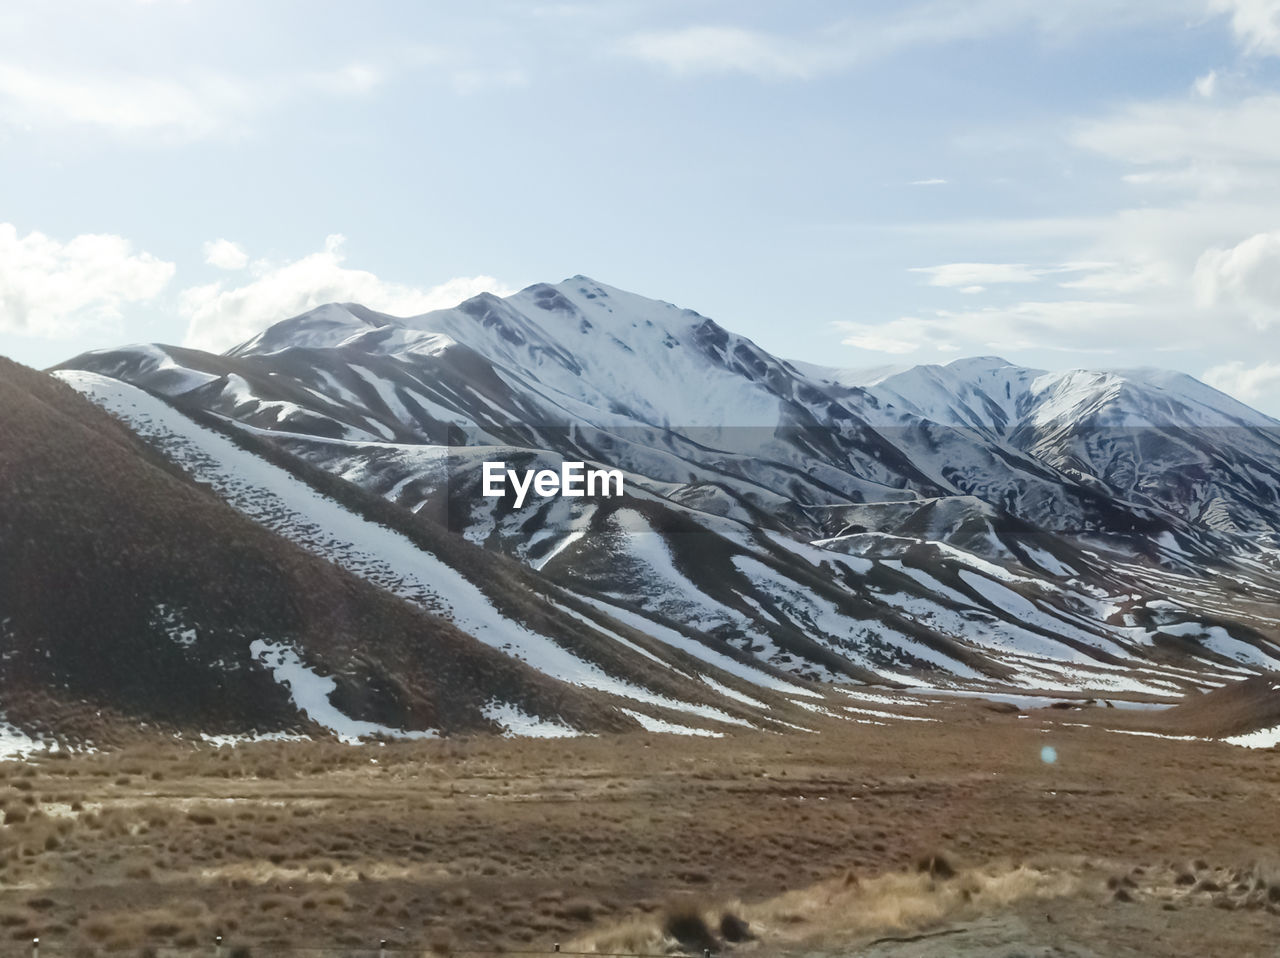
[
  {"xmin": 910, "ymin": 261, "xmax": 1117, "ymax": 288},
  {"xmin": 837, "ymin": 317, "xmax": 939, "ymax": 354},
  {"xmin": 837, "ymin": 300, "xmax": 1151, "ymax": 356},
  {"xmin": 1053, "ymin": 85, "xmax": 1280, "ymax": 333},
  {"xmin": 203, "ymin": 239, "xmax": 249, "ymax": 271},
  {"xmin": 1072, "ymin": 93, "xmax": 1280, "ymax": 175},
  {"xmin": 622, "ymin": 2, "xmax": 1206, "ymax": 78},
  {"xmin": 910, "ymin": 177, "xmax": 949, "ymax": 186},
  {"xmin": 0, "ymin": 61, "xmax": 384, "ymax": 141},
  {"xmin": 880, "ymin": 89, "xmax": 1280, "ymax": 370},
  {"xmin": 623, "ymin": 3, "xmax": 1280, "ymax": 81},
  {"xmin": 807, "ymin": 4, "xmax": 1280, "ymax": 409},
  {"xmin": 1193, "ymin": 230, "xmax": 1280, "ymax": 327},
  {"xmin": 0, "ymin": 64, "xmax": 232, "ymax": 139},
  {"xmin": 180, "ymin": 234, "xmax": 515, "ymax": 352},
  {"xmin": 622, "ymin": 26, "xmax": 817, "ymax": 78},
  {"xmin": 1194, "ymin": 69, "xmax": 1219, "ymax": 97},
  {"xmin": 1057, "ymin": 261, "xmax": 1175, "ymax": 293},
  {"xmin": 1203, "ymin": 359, "xmax": 1280, "ymax": 404},
  {"xmin": 911, "ymin": 262, "xmax": 1043, "ymax": 287},
  {"xmin": 1210, "ymin": 0, "xmax": 1280, "ymax": 56},
  {"xmin": 0, "ymin": 223, "xmax": 174, "ymax": 338}
]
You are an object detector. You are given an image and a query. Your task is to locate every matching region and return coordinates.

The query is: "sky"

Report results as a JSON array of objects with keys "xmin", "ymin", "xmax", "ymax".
[{"xmin": 5, "ymin": 1, "xmax": 1280, "ymax": 413}]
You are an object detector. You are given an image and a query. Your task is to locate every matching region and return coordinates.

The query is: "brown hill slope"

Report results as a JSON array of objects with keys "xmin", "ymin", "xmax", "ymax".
[
  {"xmin": 0, "ymin": 357, "xmax": 628, "ymax": 745},
  {"xmin": 1145, "ymin": 673, "xmax": 1280, "ymax": 738}
]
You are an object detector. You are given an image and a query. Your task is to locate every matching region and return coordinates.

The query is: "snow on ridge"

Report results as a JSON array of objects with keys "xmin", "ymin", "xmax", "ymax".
[
  {"xmin": 56, "ymin": 370, "xmax": 777, "ymax": 728},
  {"xmin": 373, "ymin": 277, "xmax": 790, "ymax": 432},
  {"xmin": 543, "ymin": 599, "xmax": 668, "ymax": 668},
  {"xmin": 731, "ymin": 553, "xmax": 987, "ymax": 682},
  {"xmin": 129, "ymin": 344, "xmax": 221, "ymax": 395},
  {"xmin": 619, "ymin": 708, "xmax": 724, "ymax": 737},
  {"xmin": 1154, "ymin": 622, "xmax": 1280, "ymax": 669},
  {"xmin": 700, "ymin": 676, "xmax": 770, "ymax": 710},
  {"xmin": 579, "ymin": 591, "xmax": 817, "ymax": 700},
  {"xmin": 841, "ymin": 705, "xmax": 937, "ymax": 723}
]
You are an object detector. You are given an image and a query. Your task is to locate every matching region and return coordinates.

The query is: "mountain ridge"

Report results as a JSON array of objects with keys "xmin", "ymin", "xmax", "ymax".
[
  {"xmin": 0, "ymin": 355, "xmax": 652, "ymax": 746},
  {"xmin": 32, "ymin": 275, "xmax": 1280, "ymax": 744}
]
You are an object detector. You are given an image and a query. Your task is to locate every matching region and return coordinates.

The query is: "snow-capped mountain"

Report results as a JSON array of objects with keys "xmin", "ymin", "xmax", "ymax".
[
  {"xmin": 68, "ymin": 278, "xmax": 1280, "ymax": 551},
  {"xmin": 835, "ymin": 356, "xmax": 1280, "ymax": 540},
  {"xmin": 36, "ymin": 276, "xmax": 1280, "ymax": 743}
]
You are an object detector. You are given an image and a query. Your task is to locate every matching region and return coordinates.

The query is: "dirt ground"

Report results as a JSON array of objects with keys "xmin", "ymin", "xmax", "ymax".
[{"xmin": 1, "ymin": 696, "xmax": 1278, "ymax": 956}]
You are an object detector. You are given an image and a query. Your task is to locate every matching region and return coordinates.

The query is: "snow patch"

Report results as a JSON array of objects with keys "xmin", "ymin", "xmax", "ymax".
[
  {"xmin": 0, "ymin": 718, "xmax": 44, "ymax": 760},
  {"xmin": 620, "ymin": 709, "xmax": 723, "ymax": 737},
  {"xmin": 251, "ymin": 640, "xmax": 436, "ymax": 744},
  {"xmin": 481, "ymin": 701, "xmax": 579, "ymax": 738},
  {"xmin": 1223, "ymin": 725, "xmax": 1280, "ymax": 749}
]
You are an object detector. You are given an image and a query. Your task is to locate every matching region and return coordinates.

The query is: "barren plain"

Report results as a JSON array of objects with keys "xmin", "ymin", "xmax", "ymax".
[{"xmin": 2, "ymin": 694, "xmax": 1278, "ymax": 957}]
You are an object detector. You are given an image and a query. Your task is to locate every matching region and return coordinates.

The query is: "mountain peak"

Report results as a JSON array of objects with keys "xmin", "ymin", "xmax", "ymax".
[
  {"xmin": 226, "ymin": 302, "xmax": 398, "ymax": 357},
  {"xmin": 944, "ymin": 355, "xmax": 1017, "ymax": 373}
]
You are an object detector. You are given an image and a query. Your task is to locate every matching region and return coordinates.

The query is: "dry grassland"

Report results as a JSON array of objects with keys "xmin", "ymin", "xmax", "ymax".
[{"xmin": 1, "ymin": 699, "xmax": 1278, "ymax": 956}]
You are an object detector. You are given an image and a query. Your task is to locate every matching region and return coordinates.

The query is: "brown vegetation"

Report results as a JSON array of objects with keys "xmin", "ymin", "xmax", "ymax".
[
  {"xmin": 1148, "ymin": 673, "xmax": 1280, "ymax": 738},
  {"xmin": 0, "ymin": 705, "xmax": 1277, "ymax": 955}
]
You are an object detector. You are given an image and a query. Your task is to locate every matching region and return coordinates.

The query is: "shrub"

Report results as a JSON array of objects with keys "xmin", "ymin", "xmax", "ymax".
[
  {"xmin": 662, "ymin": 902, "xmax": 717, "ymax": 952},
  {"xmin": 915, "ymin": 853, "xmax": 956, "ymax": 880},
  {"xmin": 719, "ymin": 912, "xmax": 752, "ymax": 942}
]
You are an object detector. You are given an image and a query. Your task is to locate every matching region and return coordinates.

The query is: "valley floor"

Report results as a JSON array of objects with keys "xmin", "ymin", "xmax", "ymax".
[{"xmin": 1, "ymin": 699, "xmax": 1278, "ymax": 956}]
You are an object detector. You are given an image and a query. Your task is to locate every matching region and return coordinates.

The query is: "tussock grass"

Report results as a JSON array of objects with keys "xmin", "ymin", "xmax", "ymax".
[
  {"xmin": 3, "ymin": 703, "xmax": 1279, "ymax": 953},
  {"xmin": 571, "ymin": 857, "xmax": 1084, "ymax": 954}
]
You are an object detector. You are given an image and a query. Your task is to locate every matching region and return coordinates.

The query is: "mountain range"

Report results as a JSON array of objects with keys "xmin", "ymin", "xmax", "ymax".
[{"xmin": 5, "ymin": 276, "xmax": 1280, "ymax": 748}]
